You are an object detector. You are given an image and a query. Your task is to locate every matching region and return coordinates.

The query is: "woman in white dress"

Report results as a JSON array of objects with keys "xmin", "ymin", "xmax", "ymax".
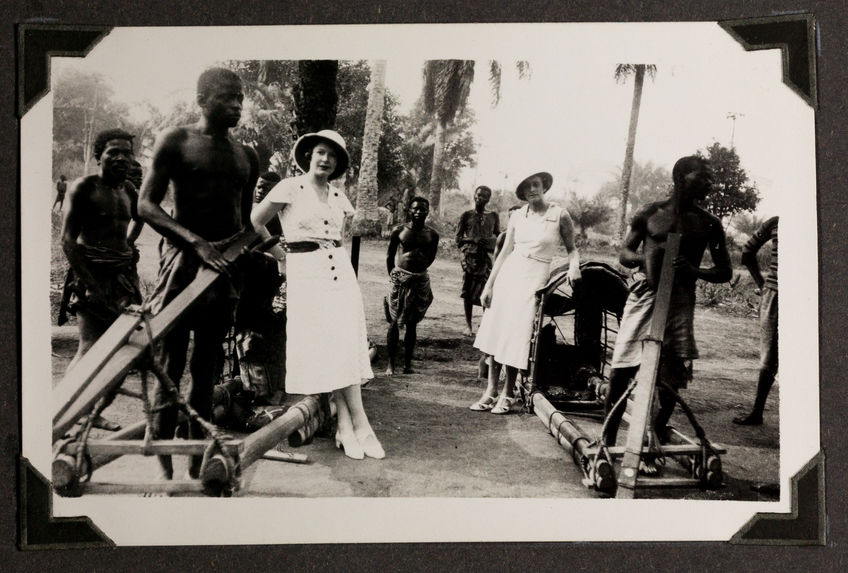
[
  {"xmin": 251, "ymin": 130, "xmax": 383, "ymax": 459},
  {"xmin": 471, "ymin": 171, "xmax": 582, "ymax": 414}
]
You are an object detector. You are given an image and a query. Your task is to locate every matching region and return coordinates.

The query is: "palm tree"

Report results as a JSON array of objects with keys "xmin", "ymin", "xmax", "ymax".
[
  {"xmin": 421, "ymin": 59, "xmax": 530, "ymax": 218},
  {"xmin": 352, "ymin": 60, "xmax": 386, "ymax": 237},
  {"xmin": 421, "ymin": 60, "xmax": 474, "ymax": 217},
  {"xmin": 615, "ymin": 64, "xmax": 657, "ymax": 239}
]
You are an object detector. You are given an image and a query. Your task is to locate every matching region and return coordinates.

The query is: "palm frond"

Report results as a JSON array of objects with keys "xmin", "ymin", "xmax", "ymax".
[
  {"xmin": 488, "ymin": 60, "xmax": 502, "ymax": 107},
  {"xmin": 421, "ymin": 60, "xmax": 438, "ymax": 115},
  {"xmin": 435, "ymin": 60, "xmax": 474, "ymax": 124},
  {"xmin": 645, "ymin": 64, "xmax": 658, "ymax": 81},
  {"xmin": 615, "ymin": 63, "xmax": 658, "ymax": 83},
  {"xmin": 614, "ymin": 63, "xmax": 637, "ymax": 83}
]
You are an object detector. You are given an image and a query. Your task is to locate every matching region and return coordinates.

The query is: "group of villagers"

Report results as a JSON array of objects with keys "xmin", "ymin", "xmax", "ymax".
[{"xmin": 59, "ymin": 68, "xmax": 777, "ymax": 480}]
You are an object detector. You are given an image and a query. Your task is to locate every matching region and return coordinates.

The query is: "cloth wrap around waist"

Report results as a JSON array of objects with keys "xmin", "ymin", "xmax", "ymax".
[
  {"xmin": 459, "ymin": 241, "xmax": 494, "ymax": 306},
  {"xmin": 146, "ymin": 232, "xmax": 244, "ymax": 317},
  {"xmin": 383, "ymin": 267, "xmax": 434, "ymax": 327},
  {"xmin": 58, "ymin": 244, "xmax": 141, "ymax": 325},
  {"xmin": 459, "ymin": 239, "xmax": 495, "ymax": 277},
  {"xmin": 611, "ymin": 272, "xmax": 698, "ymax": 388}
]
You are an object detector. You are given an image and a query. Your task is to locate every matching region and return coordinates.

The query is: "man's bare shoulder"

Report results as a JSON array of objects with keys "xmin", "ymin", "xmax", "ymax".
[
  {"xmin": 638, "ymin": 200, "xmax": 666, "ymax": 217},
  {"xmin": 631, "ymin": 201, "xmax": 665, "ymax": 226},
  {"xmin": 162, "ymin": 124, "xmax": 196, "ymax": 140},
  {"xmin": 67, "ymin": 174, "xmax": 100, "ymax": 197},
  {"xmin": 693, "ymin": 205, "xmax": 723, "ymax": 228},
  {"xmin": 152, "ymin": 125, "xmax": 193, "ymax": 155}
]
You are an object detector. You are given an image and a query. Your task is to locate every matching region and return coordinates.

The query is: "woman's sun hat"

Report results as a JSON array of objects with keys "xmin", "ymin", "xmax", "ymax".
[
  {"xmin": 292, "ymin": 129, "xmax": 350, "ymax": 180},
  {"xmin": 515, "ymin": 171, "xmax": 553, "ymax": 200}
]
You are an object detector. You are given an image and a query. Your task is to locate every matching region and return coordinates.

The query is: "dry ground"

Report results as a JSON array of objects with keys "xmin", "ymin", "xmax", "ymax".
[{"xmin": 51, "ymin": 225, "xmax": 779, "ymax": 500}]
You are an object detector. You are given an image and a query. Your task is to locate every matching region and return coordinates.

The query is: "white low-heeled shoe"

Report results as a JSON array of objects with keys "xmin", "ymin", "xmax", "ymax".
[
  {"xmin": 355, "ymin": 430, "xmax": 385, "ymax": 459},
  {"xmin": 335, "ymin": 432, "xmax": 364, "ymax": 460}
]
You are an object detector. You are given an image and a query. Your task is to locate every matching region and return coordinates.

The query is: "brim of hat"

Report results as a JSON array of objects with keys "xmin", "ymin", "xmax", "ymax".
[
  {"xmin": 515, "ymin": 172, "xmax": 553, "ymax": 200},
  {"xmin": 293, "ymin": 134, "xmax": 350, "ymax": 180}
]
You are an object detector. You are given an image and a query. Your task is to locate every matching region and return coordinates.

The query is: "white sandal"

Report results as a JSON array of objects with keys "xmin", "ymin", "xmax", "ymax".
[
  {"xmin": 469, "ymin": 394, "xmax": 498, "ymax": 411},
  {"xmin": 490, "ymin": 396, "xmax": 518, "ymax": 415}
]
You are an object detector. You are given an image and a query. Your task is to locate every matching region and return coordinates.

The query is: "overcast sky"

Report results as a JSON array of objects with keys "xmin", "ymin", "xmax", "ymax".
[{"xmin": 53, "ymin": 23, "xmax": 816, "ymax": 216}]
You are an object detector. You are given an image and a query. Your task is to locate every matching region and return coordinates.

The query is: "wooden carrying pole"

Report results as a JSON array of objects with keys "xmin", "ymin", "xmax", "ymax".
[
  {"xmin": 237, "ymin": 394, "xmax": 322, "ymax": 470},
  {"xmin": 532, "ymin": 392, "xmax": 614, "ymax": 491},
  {"xmin": 616, "ymin": 233, "xmax": 681, "ymax": 499},
  {"xmin": 53, "ymin": 232, "xmax": 260, "ymax": 441}
]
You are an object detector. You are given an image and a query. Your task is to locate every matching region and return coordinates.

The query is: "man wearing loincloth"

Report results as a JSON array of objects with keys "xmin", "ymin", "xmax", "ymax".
[
  {"xmin": 602, "ymin": 155, "xmax": 732, "ymax": 474},
  {"xmin": 456, "ymin": 185, "xmax": 500, "ymax": 336},
  {"xmin": 138, "ymin": 67, "xmax": 258, "ymax": 479},
  {"xmin": 58, "ymin": 128, "xmax": 145, "ymax": 431},
  {"xmin": 733, "ymin": 216, "xmax": 779, "ymax": 426},
  {"xmin": 384, "ymin": 196, "xmax": 439, "ymax": 375}
]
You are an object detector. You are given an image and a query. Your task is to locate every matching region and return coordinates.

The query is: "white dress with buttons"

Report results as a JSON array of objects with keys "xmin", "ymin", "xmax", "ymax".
[{"xmin": 265, "ymin": 175, "xmax": 374, "ymax": 394}]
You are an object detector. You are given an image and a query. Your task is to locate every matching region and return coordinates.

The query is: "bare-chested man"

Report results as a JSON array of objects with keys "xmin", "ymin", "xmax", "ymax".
[
  {"xmin": 59, "ymin": 129, "xmax": 144, "ymax": 431},
  {"xmin": 602, "ymin": 155, "xmax": 731, "ymax": 473},
  {"xmin": 138, "ymin": 68, "xmax": 258, "ymax": 479},
  {"xmin": 383, "ymin": 197, "xmax": 439, "ymax": 375}
]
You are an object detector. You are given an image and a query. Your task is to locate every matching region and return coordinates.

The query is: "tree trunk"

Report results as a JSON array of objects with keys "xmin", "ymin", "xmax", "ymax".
[
  {"xmin": 293, "ymin": 60, "xmax": 339, "ymax": 136},
  {"xmin": 352, "ymin": 60, "xmax": 386, "ymax": 238},
  {"xmin": 428, "ymin": 119, "xmax": 446, "ymax": 218},
  {"xmin": 82, "ymin": 108, "xmax": 94, "ymax": 175},
  {"xmin": 618, "ymin": 65, "xmax": 646, "ymax": 240},
  {"xmin": 290, "ymin": 60, "xmax": 339, "ymax": 177}
]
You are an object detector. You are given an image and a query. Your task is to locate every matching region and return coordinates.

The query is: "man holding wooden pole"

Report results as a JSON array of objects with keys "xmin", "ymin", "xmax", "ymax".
[
  {"xmin": 138, "ymin": 68, "xmax": 259, "ymax": 480},
  {"xmin": 602, "ymin": 155, "xmax": 732, "ymax": 474}
]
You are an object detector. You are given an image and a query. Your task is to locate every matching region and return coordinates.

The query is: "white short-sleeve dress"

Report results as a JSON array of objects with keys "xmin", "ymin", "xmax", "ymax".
[
  {"xmin": 265, "ymin": 175, "xmax": 374, "ymax": 394},
  {"xmin": 473, "ymin": 204, "xmax": 566, "ymax": 370}
]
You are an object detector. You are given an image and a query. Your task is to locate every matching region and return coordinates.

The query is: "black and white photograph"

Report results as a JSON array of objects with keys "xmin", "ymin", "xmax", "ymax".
[{"xmin": 19, "ymin": 22, "xmax": 818, "ymax": 545}]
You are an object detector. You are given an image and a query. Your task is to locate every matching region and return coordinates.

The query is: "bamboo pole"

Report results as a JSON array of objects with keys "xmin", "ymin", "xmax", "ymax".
[
  {"xmin": 77, "ymin": 439, "xmax": 243, "ymax": 457},
  {"xmin": 584, "ymin": 444, "xmax": 721, "ymax": 457},
  {"xmin": 531, "ymin": 392, "xmax": 614, "ymax": 491},
  {"xmin": 53, "ymin": 420, "xmax": 147, "ymax": 490},
  {"xmin": 234, "ymin": 395, "xmax": 322, "ymax": 471},
  {"xmin": 84, "ymin": 480, "xmax": 206, "ymax": 495},
  {"xmin": 288, "ymin": 395, "xmax": 335, "ymax": 447}
]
